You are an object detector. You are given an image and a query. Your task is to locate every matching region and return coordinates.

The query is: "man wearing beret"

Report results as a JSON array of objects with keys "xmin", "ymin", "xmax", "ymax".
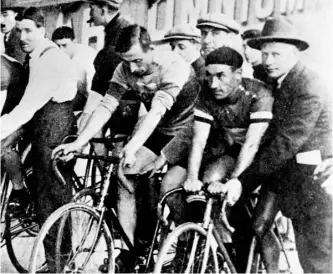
[
  {"xmin": 161, "ymin": 24, "xmax": 205, "ymax": 84},
  {"xmin": 196, "ymin": 12, "xmax": 240, "ymax": 58},
  {"xmin": 221, "ymin": 17, "xmax": 332, "ymax": 273},
  {"xmin": 144, "ymin": 46, "xmax": 280, "ymax": 272}
]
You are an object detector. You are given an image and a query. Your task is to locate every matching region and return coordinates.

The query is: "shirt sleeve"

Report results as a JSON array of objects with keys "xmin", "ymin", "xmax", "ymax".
[
  {"xmin": 194, "ymin": 91, "xmax": 214, "ymax": 124},
  {"xmin": 249, "ymin": 84, "xmax": 274, "ymax": 123},
  {"xmin": 154, "ymin": 56, "xmax": 191, "ymax": 111},
  {"xmin": 1, "ymin": 49, "xmax": 75, "ymax": 139}
]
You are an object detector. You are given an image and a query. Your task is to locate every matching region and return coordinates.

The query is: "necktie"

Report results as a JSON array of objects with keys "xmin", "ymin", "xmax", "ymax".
[
  {"xmin": 23, "ymin": 54, "xmax": 31, "ymax": 86},
  {"xmin": 3, "ymin": 33, "xmax": 9, "ymax": 52},
  {"xmin": 23, "ymin": 54, "xmax": 31, "ymax": 77}
]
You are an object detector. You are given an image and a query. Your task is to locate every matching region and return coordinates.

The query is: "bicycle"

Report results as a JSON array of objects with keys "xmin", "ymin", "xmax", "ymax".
[
  {"xmin": 153, "ymin": 187, "xmax": 293, "ymax": 274},
  {"xmin": 153, "ymin": 188, "xmax": 237, "ymax": 274},
  {"xmin": 0, "ymin": 134, "xmax": 110, "ymax": 273},
  {"xmin": 0, "ymin": 140, "xmax": 48, "ymax": 273},
  {"xmin": 29, "ymin": 150, "xmax": 180, "ymax": 273}
]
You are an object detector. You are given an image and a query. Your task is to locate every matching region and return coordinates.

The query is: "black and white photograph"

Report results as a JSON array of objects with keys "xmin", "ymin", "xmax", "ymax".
[{"xmin": 1, "ymin": 0, "xmax": 332, "ymax": 273}]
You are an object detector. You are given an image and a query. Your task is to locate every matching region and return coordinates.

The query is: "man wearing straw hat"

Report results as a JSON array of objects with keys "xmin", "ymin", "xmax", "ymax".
[{"xmin": 219, "ymin": 16, "xmax": 332, "ymax": 273}]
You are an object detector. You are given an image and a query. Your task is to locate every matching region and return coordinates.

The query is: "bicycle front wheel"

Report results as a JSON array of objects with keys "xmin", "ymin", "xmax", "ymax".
[
  {"xmin": 154, "ymin": 222, "xmax": 221, "ymax": 274},
  {"xmin": 29, "ymin": 203, "xmax": 115, "ymax": 273}
]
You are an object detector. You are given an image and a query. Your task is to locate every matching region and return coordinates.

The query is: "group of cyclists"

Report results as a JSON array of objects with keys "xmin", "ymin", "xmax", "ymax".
[{"xmin": 1, "ymin": 0, "xmax": 332, "ymax": 273}]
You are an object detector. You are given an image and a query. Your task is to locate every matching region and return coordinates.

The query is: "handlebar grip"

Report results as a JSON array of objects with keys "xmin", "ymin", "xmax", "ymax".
[
  {"xmin": 220, "ymin": 198, "xmax": 235, "ymax": 234},
  {"xmin": 52, "ymin": 151, "xmax": 67, "ymax": 186}
]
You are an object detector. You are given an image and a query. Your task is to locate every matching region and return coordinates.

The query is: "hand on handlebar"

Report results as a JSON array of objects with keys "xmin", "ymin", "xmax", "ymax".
[
  {"xmin": 224, "ymin": 178, "xmax": 243, "ymax": 206},
  {"xmin": 140, "ymin": 154, "xmax": 167, "ymax": 178},
  {"xmin": 183, "ymin": 178, "xmax": 203, "ymax": 193},
  {"xmin": 207, "ymin": 181, "xmax": 227, "ymax": 196},
  {"xmin": 51, "ymin": 141, "xmax": 84, "ymax": 162}
]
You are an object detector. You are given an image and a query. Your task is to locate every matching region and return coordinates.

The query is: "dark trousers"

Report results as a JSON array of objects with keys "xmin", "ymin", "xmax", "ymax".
[
  {"xmin": 284, "ymin": 164, "xmax": 333, "ymax": 273},
  {"xmin": 30, "ymin": 100, "xmax": 74, "ymax": 270}
]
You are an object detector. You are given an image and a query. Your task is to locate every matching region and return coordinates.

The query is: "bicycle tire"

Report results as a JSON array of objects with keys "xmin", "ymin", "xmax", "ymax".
[
  {"xmin": 1, "ymin": 173, "xmax": 10, "ymax": 241},
  {"xmin": 29, "ymin": 203, "xmax": 115, "ymax": 274},
  {"xmin": 4, "ymin": 163, "xmax": 47, "ymax": 273},
  {"xmin": 153, "ymin": 222, "xmax": 222, "ymax": 274}
]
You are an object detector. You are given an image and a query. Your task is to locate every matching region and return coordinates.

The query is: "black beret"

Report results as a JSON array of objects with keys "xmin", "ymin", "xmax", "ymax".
[{"xmin": 205, "ymin": 46, "xmax": 243, "ymax": 69}]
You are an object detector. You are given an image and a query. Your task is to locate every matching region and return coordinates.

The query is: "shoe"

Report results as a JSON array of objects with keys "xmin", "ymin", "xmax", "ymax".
[
  {"xmin": 6, "ymin": 188, "xmax": 30, "ymax": 218},
  {"xmin": 115, "ymin": 250, "xmax": 136, "ymax": 273}
]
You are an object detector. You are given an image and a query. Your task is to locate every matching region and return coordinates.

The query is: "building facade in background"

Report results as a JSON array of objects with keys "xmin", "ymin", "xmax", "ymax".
[{"xmin": 4, "ymin": 0, "xmax": 327, "ymax": 51}]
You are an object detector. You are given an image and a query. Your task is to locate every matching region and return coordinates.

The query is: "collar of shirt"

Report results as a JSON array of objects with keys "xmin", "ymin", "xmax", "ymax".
[
  {"xmin": 4, "ymin": 31, "xmax": 11, "ymax": 42},
  {"xmin": 28, "ymin": 38, "xmax": 56, "ymax": 61}
]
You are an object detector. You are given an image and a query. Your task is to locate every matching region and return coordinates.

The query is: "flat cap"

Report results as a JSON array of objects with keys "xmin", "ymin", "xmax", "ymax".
[
  {"xmin": 206, "ymin": 46, "xmax": 243, "ymax": 69},
  {"xmin": 84, "ymin": 0, "xmax": 122, "ymax": 8},
  {"xmin": 162, "ymin": 24, "xmax": 201, "ymax": 43},
  {"xmin": 197, "ymin": 13, "xmax": 240, "ymax": 34}
]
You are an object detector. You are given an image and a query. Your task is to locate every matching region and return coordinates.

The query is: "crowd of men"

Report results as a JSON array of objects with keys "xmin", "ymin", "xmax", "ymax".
[{"xmin": 1, "ymin": 0, "xmax": 332, "ymax": 273}]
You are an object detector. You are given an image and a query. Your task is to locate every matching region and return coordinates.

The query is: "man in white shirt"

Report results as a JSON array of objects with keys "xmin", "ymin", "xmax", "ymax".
[
  {"xmin": 0, "ymin": 7, "xmax": 77, "ymax": 271},
  {"xmin": 52, "ymin": 26, "xmax": 97, "ymax": 132}
]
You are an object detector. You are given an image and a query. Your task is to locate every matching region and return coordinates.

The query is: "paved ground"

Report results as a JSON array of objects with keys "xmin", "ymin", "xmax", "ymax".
[{"xmin": 1, "ymin": 4, "xmax": 332, "ymax": 273}]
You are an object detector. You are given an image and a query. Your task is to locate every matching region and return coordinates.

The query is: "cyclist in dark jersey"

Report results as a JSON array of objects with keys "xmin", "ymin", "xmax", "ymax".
[{"xmin": 143, "ymin": 47, "xmax": 279, "ymax": 272}]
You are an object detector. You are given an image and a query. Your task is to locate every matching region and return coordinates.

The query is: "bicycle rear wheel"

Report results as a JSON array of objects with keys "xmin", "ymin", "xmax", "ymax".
[
  {"xmin": 154, "ymin": 222, "xmax": 222, "ymax": 274},
  {"xmin": 29, "ymin": 203, "xmax": 115, "ymax": 273}
]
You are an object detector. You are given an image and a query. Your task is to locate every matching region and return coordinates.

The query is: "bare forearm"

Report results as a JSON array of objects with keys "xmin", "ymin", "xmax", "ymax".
[
  {"xmin": 126, "ymin": 108, "xmax": 163, "ymax": 154},
  {"xmin": 231, "ymin": 123, "xmax": 269, "ymax": 178},
  {"xmin": 187, "ymin": 141, "xmax": 206, "ymax": 180},
  {"xmin": 75, "ymin": 105, "xmax": 112, "ymax": 147},
  {"xmin": 231, "ymin": 142, "xmax": 260, "ymax": 178}
]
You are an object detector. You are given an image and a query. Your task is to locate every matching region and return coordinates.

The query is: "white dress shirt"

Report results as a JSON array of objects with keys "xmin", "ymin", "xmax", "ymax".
[{"xmin": 1, "ymin": 39, "xmax": 77, "ymax": 140}]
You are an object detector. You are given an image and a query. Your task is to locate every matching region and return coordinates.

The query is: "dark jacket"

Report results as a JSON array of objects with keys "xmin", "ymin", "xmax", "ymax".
[
  {"xmin": 91, "ymin": 13, "xmax": 132, "ymax": 96},
  {"xmin": 239, "ymin": 62, "xmax": 332, "ymax": 216},
  {"xmin": 4, "ymin": 28, "xmax": 26, "ymax": 64}
]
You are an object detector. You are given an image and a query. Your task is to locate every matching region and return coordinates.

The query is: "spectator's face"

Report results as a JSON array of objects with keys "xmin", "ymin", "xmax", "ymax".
[
  {"xmin": 169, "ymin": 39, "xmax": 199, "ymax": 63},
  {"xmin": 261, "ymin": 42, "xmax": 298, "ymax": 79},
  {"xmin": 54, "ymin": 38, "xmax": 75, "ymax": 58},
  {"xmin": 200, "ymin": 26, "xmax": 230, "ymax": 58},
  {"xmin": 121, "ymin": 43, "xmax": 153, "ymax": 77},
  {"xmin": 1, "ymin": 10, "xmax": 17, "ymax": 34},
  {"xmin": 243, "ymin": 41, "xmax": 261, "ymax": 65},
  {"xmin": 206, "ymin": 64, "xmax": 241, "ymax": 100},
  {"xmin": 17, "ymin": 19, "xmax": 44, "ymax": 53},
  {"xmin": 89, "ymin": 4, "xmax": 103, "ymax": 26}
]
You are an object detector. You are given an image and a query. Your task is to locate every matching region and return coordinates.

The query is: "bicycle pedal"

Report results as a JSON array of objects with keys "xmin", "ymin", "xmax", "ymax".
[{"xmin": 98, "ymin": 258, "xmax": 109, "ymax": 273}]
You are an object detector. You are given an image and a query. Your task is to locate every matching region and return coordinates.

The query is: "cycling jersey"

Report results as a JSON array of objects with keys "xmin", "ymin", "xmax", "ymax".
[{"xmin": 101, "ymin": 50, "xmax": 200, "ymax": 136}]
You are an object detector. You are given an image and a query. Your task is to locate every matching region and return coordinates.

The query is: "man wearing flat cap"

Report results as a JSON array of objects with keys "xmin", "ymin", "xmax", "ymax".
[
  {"xmin": 161, "ymin": 24, "xmax": 205, "ymax": 84},
  {"xmin": 196, "ymin": 12, "xmax": 240, "ymax": 58},
  {"xmin": 221, "ymin": 16, "xmax": 332, "ymax": 273},
  {"xmin": 79, "ymin": 0, "xmax": 132, "ymax": 128},
  {"xmin": 1, "ymin": 0, "xmax": 25, "ymax": 63}
]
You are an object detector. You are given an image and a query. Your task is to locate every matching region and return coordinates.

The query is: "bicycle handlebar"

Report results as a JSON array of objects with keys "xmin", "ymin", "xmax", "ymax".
[{"xmin": 52, "ymin": 150, "xmax": 121, "ymax": 186}]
